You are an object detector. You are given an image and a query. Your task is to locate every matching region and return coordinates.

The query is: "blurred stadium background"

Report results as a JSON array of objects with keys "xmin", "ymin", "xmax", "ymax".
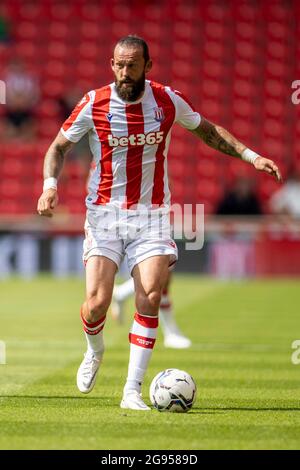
[
  {"xmin": 0, "ymin": 0, "xmax": 299, "ymax": 277},
  {"xmin": 1, "ymin": 0, "xmax": 300, "ymax": 451}
]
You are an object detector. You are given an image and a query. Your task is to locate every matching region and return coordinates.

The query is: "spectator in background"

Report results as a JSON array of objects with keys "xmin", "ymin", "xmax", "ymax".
[
  {"xmin": 57, "ymin": 87, "xmax": 83, "ymax": 122},
  {"xmin": 4, "ymin": 59, "xmax": 39, "ymax": 140},
  {"xmin": 270, "ymin": 168, "xmax": 300, "ymax": 218},
  {"xmin": 216, "ymin": 177, "xmax": 262, "ymax": 216}
]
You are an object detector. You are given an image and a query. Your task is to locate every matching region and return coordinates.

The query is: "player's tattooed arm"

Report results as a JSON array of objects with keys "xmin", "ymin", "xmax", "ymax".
[
  {"xmin": 37, "ymin": 132, "xmax": 74, "ymax": 217},
  {"xmin": 43, "ymin": 131, "xmax": 74, "ymax": 179},
  {"xmin": 190, "ymin": 117, "xmax": 246, "ymax": 158},
  {"xmin": 191, "ymin": 117, "xmax": 282, "ymax": 181}
]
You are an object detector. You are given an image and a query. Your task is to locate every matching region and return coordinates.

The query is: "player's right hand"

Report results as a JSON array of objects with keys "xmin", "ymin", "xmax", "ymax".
[
  {"xmin": 253, "ymin": 157, "xmax": 282, "ymax": 182},
  {"xmin": 37, "ymin": 189, "xmax": 58, "ymax": 217}
]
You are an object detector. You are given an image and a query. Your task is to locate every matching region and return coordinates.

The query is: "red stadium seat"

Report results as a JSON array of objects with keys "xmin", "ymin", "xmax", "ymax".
[
  {"xmin": 168, "ymin": 160, "xmax": 185, "ymax": 180},
  {"xmin": 19, "ymin": 3, "xmax": 44, "ymax": 21},
  {"xmin": 232, "ymin": 99, "xmax": 256, "ymax": 119},
  {"xmin": 197, "ymin": 180, "xmax": 222, "ymax": 205},
  {"xmin": 235, "ymin": 22, "xmax": 256, "ymax": 41},
  {"xmin": 78, "ymin": 42, "xmax": 99, "ymax": 60},
  {"xmin": 0, "ymin": 199, "xmax": 20, "ymax": 214},
  {"xmin": 257, "ymin": 178, "xmax": 281, "ymax": 203},
  {"xmin": 47, "ymin": 41, "xmax": 69, "ymax": 60},
  {"xmin": 0, "ymin": 179, "xmax": 23, "ymax": 198},
  {"xmin": 260, "ymin": 139, "xmax": 286, "ymax": 161},
  {"xmin": 172, "ymin": 41, "xmax": 193, "ymax": 60},
  {"xmin": 1, "ymin": 159, "xmax": 23, "ymax": 179},
  {"xmin": 41, "ymin": 80, "xmax": 65, "ymax": 99},
  {"xmin": 234, "ymin": 3, "xmax": 257, "ymax": 22},
  {"xmin": 265, "ymin": 60, "xmax": 290, "ymax": 79},
  {"xmin": 14, "ymin": 41, "xmax": 37, "ymax": 60},
  {"xmin": 234, "ymin": 60, "xmax": 257, "ymax": 80},
  {"xmin": 201, "ymin": 79, "xmax": 223, "ymax": 99},
  {"xmin": 204, "ymin": 22, "xmax": 228, "ymax": 41},
  {"xmin": 67, "ymin": 199, "xmax": 86, "ymax": 214},
  {"xmin": 48, "ymin": 3, "xmax": 74, "ymax": 21},
  {"xmin": 199, "ymin": 98, "xmax": 223, "ymax": 121},
  {"xmin": 35, "ymin": 99, "xmax": 60, "ymax": 120},
  {"xmin": 78, "ymin": 3, "xmax": 104, "ymax": 21},
  {"xmin": 38, "ymin": 119, "xmax": 60, "ymax": 138},
  {"xmin": 65, "ymin": 162, "xmax": 87, "ymax": 180},
  {"xmin": 65, "ymin": 184, "xmax": 87, "ymax": 200},
  {"xmin": 51, "ymin": 58, "xmax": 69, "ymax": 78},
  {"xmin": 197, "ymin": 159, "xmax": 221, "ymax": 180},
  {"xmin": 48, "ymin": 22, "xmax": 70, "ymax": 41},
  {"xmin": 80, "ymin": 22, "xmax": 101, "ymax": 41},
  {"xmin": 15, "ymin": 21, "xmax": 39, "ymax": 41}
]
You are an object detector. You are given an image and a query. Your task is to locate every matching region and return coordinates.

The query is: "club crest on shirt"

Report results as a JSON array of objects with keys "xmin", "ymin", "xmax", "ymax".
[
  {"xmin": 106, "ymin": 113, "xmax": 113, "ymax": 122},
  {"xmin": 153, "ymin": 107, "xmax": 165, "ymax": 122}
]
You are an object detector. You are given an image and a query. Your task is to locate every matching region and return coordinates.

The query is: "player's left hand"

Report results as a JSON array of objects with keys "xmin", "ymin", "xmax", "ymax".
[
  {"xmin": 253, "ymin": 157, "xmax": 282, "ymax": 182},
  {"xmin": 37, "ymin": 188, "xmax": 58, "ymax": 217}
]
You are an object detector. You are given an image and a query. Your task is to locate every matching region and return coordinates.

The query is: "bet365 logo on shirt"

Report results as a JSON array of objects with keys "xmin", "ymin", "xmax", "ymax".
[{"xmin": 108, "ymin": 131, "xmax": 164, "ymax": 147}]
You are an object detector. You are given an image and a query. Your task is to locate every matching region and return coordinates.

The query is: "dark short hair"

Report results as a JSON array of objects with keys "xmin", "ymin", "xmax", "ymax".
[{"xmin": 115, "ymin": 35, "xmax": 150, "ymax": 63}]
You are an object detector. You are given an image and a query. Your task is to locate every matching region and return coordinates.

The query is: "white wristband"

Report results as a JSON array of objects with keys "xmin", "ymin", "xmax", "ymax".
[
  {"xmin": 43, "ymin": 177, "xmax": 57, "ymax": 191},
  {"xmin": 241, "ymin": 148, "xmax": 260, "ymax": 165}
]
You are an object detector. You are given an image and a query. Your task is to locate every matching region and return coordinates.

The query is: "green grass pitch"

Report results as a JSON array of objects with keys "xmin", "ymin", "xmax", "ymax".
[{"xmin": 0, "ymin": 275, "xmax": 300, "ymax": 450}]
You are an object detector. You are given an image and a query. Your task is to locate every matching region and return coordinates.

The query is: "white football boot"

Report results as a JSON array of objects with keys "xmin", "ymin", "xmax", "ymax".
[
  {"xmin": 120, "ymin": 390, "xmax": 151, "ymax": 411},
  {"xmin": 160, "ymin": 309, "xmax": 192, "ymax": 349},
  {"xmin": 163, "ymin": 333, "xmax": 192, "ymax": 349},
  {"xmin": 76, "ymin": 351, "xmax": 102, "ymax": 394}
]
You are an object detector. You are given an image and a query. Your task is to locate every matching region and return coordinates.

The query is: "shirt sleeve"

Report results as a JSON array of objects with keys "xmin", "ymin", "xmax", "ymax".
[
  {"xmin": 60, "ymin": 91, "xmax": 94, "ymax": 143},
  {"xmin": 171, "ymin": 89, "xmax": 201, "ymax": 130}
]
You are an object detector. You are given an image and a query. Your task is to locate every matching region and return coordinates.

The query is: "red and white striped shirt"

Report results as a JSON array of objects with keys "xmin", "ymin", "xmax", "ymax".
[{"xmin": 61, "ymin": 80, "xmax": 201, "ymax": 210}]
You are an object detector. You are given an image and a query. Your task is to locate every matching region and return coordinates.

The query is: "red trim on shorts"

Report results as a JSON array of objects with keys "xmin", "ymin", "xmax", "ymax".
[
  {"xmin": 134, "ymin": 312, "xmax": 159, "ymax": 328},
  {"xmin": 168, "ymin": 258, "xmax": 177, "ymax": 268},
  {"xmin": 129, "ymin": 333, "xmax": 156, "ymax": 349}
]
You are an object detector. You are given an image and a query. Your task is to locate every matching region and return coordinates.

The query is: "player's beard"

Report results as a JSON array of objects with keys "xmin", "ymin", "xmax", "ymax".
[{"xmin": 115, "ymin": 72, "xmax": 145, "ymax": 102}]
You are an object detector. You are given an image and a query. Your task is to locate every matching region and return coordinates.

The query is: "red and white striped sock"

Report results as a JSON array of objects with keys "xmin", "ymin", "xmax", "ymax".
[
  {"xmin": 124, "ymin": 312, "xmax": 158, "ymax": 394},
  {"xmin": 80, "ymin": 309, "xmax": 106, "ymax": 359}
]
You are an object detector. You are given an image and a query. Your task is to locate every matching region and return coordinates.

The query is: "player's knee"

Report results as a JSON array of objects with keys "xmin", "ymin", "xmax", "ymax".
[
  {"xmin": 86, "ymin": 294, "xmax": 109, "ymax": 321},
  {"xmin": 136, "ymin": 289, "xmax": 161, "ymax": 314}
]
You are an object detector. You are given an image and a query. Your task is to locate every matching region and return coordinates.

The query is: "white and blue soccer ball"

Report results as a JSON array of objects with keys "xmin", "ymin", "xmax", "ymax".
[{"xmin": 149, "ymin": 368, "xmax": 197, "ymax": 412}]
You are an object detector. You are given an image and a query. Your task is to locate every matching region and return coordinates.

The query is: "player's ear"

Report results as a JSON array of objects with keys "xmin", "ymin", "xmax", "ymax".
[
  {"xmin": 145, "ymin": 59, "xmax": 152, "ymax": 74},
  {"xmin": 110, "ymin": 58, "xmax": 115, "ymax": 71}
]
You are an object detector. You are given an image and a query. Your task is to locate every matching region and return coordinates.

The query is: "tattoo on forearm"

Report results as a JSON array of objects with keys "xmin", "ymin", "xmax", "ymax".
[
  {"xmin": 193, "ymin": 120, "xmax": 246, "ymax": 158},
  {"xmin": 43, "ymin": 140, "xmax": 73, "ymax": 179}
]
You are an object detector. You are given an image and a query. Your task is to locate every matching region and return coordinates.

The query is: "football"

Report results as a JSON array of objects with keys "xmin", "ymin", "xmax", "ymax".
[{"xmin": 149, "ymin": 368, "xmax": 197, "ymax": 412}]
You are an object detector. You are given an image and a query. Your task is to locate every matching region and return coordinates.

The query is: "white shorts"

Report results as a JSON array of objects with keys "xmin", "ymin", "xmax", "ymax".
[{"xmin": 83, "ymin": 206, "xmax": 178, "ymax": 274}]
